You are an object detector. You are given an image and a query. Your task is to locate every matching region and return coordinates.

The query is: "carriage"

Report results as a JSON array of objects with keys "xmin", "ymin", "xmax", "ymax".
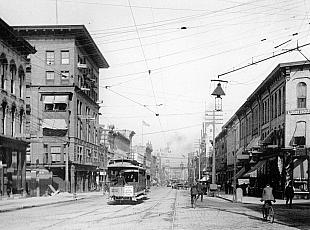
[{"xmin": 107, "ymin": 159, "xmax": 147, "ymax": 202}]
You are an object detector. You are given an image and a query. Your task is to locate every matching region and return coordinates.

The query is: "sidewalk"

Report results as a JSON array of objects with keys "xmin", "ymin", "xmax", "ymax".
[
  {"xmin": 0, "ymin": 191, "xmax": 104, "ymax": 213},
  {"xmin": 217, "ymin": 192, "xmax": 310, "ymax": 205}
]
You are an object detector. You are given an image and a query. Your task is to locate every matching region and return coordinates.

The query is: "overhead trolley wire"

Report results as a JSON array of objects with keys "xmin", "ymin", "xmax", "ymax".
[{"xmin": 218, "ymin": 41, "xmax": 310, "ymax": 78}]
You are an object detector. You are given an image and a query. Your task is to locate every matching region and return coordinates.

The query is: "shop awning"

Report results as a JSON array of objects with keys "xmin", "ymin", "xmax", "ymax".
[
  {"xmin": 234, "ymin": 167, "xmax": 246, "ymax": 179},
  {"xmin": 246, "ymin": 136, "xmax": 261, "ymax": 150},
  {"xmin": 43, "ymin": 95, "xmax": 68, "ymax": 103},
  {"xmin": 54, "ymin": 95, "xmax": 68, "ymax": 103},
  {"xmin": 293, "ymin": 158, "xmax": 308, "ymax": 179},
  {"xmin": 43, "ymin": 95, "xmax": 54, "ymax": 104},
  {"xmin": 235, "ymin": 147, "xmax": 244, "ymax": 156},
  {"xmin": 261, "ymin": 130, "xmax": 275, "ymax": 145},
  {"xmin": 199, "ymin": 176, "xmax": 208, "ymax": 181},
  {"xmin": 244, "ymin": 160, "xmax": 267, "ymax": 177},
  {"xmin": 289, "ymin": 121, "xmax": 306, "ymax": 146},
  {"xmin": 42, "ymin": 119, "xmax": 67, "ymax": 129}
]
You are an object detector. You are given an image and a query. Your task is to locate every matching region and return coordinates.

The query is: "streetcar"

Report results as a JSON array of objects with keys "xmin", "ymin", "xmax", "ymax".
[{"xmin": 107, "ymin": 158, "xmax": 147, "ymax": 202}]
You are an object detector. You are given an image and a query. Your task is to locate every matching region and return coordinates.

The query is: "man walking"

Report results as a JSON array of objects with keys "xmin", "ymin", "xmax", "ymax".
[
  {"xmin": 197, "ymin": 182, "xmax": 204, "ymax": 202},
  {"xmin": 285, "ymin": 181, "xmax": 294, "ymax": 208},
  {"xmin": 190, "ymin": 183, "xmax": 198, "ymax": 208}
]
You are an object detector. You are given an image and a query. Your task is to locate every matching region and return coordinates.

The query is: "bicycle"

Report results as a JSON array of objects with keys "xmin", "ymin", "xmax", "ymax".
[{"xmin": 261, "ymin": 200, "xmax": 275, "ymax": 223}]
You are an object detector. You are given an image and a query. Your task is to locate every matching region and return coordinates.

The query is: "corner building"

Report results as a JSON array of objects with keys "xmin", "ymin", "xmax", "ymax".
[
  {"xmin": 13, "ymin": 25, "xmax": 109, "ymax": 193},
  {"xmin": 0, "ymin": 18, "xmax": 36, "ymax": 196},
  {"xmin": 216, "ymin": 61, "xmax": 310, "ymax": 199}
]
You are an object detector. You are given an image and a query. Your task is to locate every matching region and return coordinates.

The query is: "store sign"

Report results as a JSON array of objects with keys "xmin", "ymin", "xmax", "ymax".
[
  {"xmin": 123, "ymin": 186, "xmax": 134, "ymax": 197},
  {"xmin": 287, "ymin": 109, "xmax": 310, "ymax": 115}
]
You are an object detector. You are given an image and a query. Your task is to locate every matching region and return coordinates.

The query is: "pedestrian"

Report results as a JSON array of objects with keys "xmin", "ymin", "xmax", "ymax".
[
  {"xmin": 190, "ymin": 183, "xmax": 198, "ymax": 208},
  {"xmin": 285, "ymin": 181, "xmax": 295, "ymax": 208},
  {"xmin": 6, "ymin": 180, "xmax": 12, "ymax": 197},
  {"xmin": 241, "ymin": 183, "xmax": 247, "ymax": 196},
  {"xmin": 197, "ymin": 182, "xmax": 204, "ymax": 202}
]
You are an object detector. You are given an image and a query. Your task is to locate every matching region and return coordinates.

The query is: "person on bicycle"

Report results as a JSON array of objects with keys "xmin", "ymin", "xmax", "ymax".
[
  {"xmin": 261, "ymin": 183, "xmax": 275, "ymax": 219},
  {"xmin": 190, "ymin": 183, "xmax": 198, "ymax": 208}
]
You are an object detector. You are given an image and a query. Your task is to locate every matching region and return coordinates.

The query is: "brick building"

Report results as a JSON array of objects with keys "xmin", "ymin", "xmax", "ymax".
[
  {"xmin": 13, "ymin": 25, "xmax": 109, "ymax": 193},
  {"xmin": 0, "ymin": 18, "xmax": 36, "ymax": 196},
  {"xmin": 215, "ymin": 61, "xmax": 310, "ymax": 198}
]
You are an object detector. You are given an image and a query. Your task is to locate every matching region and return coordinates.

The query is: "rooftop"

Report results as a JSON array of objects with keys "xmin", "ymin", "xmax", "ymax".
[
  {"xmin": 0, "ymin": 18, "xmax": 36, "ymax": 55},
  {"xmin": 12, "ymin": 24, "xmax": 109, "ymax": 68}
]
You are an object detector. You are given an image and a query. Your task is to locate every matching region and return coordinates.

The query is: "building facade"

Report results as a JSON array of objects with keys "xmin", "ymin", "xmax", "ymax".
[
  {"xmin": 215, "ymin": 61, "xmax": 310, "ymax": 198},
  {"xmin": 13, "ymin": 25, "xmax": 109, "ymax": 193},
  {"xmin": 0, "ymin": 18, "xmax": 36, "ymax": 196}
]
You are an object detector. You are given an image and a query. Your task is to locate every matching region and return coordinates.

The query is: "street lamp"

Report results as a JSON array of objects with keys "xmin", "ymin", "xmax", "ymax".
[
  {"xmin": 210, "ymin": 80, "xmax": 227, "ymax": 186},
  {"xmin": 211, "ymin": 82, "xmax": 226, "ymax": 111}
]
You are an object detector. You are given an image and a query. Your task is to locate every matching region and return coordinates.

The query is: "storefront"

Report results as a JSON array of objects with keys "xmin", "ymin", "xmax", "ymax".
[{"xmin": 0, "ymin": 136, "xmax": 28, "ymax": 197}]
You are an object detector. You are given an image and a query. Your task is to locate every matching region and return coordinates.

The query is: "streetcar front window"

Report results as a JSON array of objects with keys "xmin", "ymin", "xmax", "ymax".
[{"xmin": 124, "ymin": 171, "xmax": 138, "ymax": 182}]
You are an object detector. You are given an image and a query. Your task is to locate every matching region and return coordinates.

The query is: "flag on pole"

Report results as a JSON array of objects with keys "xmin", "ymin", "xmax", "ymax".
[{"xmin": 142, "ymin": 120, "xmax": 150, "ymax": 127}]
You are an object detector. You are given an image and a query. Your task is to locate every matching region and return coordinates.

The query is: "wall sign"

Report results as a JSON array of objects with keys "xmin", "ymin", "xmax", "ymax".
[{"xmin": 287, "ymin": 109, "xmax": 310, "ymax": 115}]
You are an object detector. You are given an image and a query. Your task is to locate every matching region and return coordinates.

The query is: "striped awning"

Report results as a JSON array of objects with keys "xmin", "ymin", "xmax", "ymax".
[{"xmin": 243, "ymin": 160, "xmax": 267, "ymax": 178}]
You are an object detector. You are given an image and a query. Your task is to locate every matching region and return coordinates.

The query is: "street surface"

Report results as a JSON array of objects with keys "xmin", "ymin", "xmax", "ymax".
[{"xmin": 0, "ymin": 187, "xmax": 309, "ymax": 230}]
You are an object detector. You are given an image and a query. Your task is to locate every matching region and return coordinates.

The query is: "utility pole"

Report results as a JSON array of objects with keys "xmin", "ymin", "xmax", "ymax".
[
  {"xmin": 198, "ymin": 149, "xmax": 201, "ymax": 180},
  {"xmin": 65, "ymin": 141, "xmax": 69, "ymax": 192},
  {"xmin": 233, "ymin": 127, "xmax": 237, "ymax": 202},
  {"xmin": 212, "ymin": 110, "xmax": 216, "ymax": 184},
  {"xmin": 205, "ymin": 110, "xmax": 223, "ymax": 185}
]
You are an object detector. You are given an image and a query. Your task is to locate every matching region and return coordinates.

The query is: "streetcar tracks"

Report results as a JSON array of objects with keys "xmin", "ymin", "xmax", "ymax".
[
  {"xmin": 171, "ymin": 189, "xmax": 178, "ymax": 230},
  {"xmin": 39, "ymin": 188, "xmax": 175, "ymax": 229}
]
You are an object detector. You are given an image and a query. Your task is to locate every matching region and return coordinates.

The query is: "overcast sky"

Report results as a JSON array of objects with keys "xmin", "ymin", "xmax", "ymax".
[{"xmin": 2, "ymin": 0, "xmax": 310, "ymax": 164}]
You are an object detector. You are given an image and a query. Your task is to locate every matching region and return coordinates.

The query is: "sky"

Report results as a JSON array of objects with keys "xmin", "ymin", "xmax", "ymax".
[{"xmin": 1, "ymin": 0, "xmax": 310, "ymax": 165}]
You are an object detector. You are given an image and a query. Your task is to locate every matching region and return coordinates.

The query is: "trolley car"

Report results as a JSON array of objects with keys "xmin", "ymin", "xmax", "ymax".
[{"xmin": 107, "ymin": 159, "xmax": 147, "ymax": 202}]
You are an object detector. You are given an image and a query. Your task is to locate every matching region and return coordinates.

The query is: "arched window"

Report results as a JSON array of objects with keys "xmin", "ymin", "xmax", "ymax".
[
  {"xmin": 2, "ymin": 102, "xmax": 7, "ymax": 135},
  {"xmin": 297, "ymin": 82, "xmax": 307, "ymax": 108},
  {"xmin": 10, "ymin": 61, "xmax": 16, "ymax": 94},
  {"xmin": 0, "ymin": 53, "xmax": 8, "ymax": 90},
  {"xmin": 11, "ymin": 106, "xmax": 16, "ymax": 136},
  {"xmin": 18, "ymin": 66, "xmax": 25, "ymax": 98},
  {"xmin": 19, "ymin": 109, "xmax": 24, "ymax": 134}
]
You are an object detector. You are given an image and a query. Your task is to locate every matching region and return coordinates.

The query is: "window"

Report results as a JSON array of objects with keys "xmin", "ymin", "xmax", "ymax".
[
  {"xmin": 46, "ymin": 71, "xmax": 55, "ymax": 84},
  {"xmin": 61, "ymin": 71, "xmax": 69, "ymax": 79},
  {"xmin": 86, "ymin": 149, "xmax": 91, "ymax": 163},
  {"xmin": 11, "ymin": 106, "xmax": 15, "ymax": 136},
  {"xmin": 61, "ymin": 71, "xmax": 69, "ymax": 84},
  {"xmin": 19, "ymin": 69, "xmax": 24, "ymax": 98},
  {"xmin": 274, "ymin": 92, "xmax": 278, "ymax": 118},
  {"xmin": 61, "ymin": 50, "xmax": 69, "ymax": 64},
  {"xmin": 44, "ymin": 144, "xmax": 48, "ymax": 164},
  {"xmin": 10, "ymin": 64, "xmax": 16, "ymax": 94},
  {"xmin": 43, "ymin": 95, "xmax": 68, "ymax": 111},
  {"xmin": 297, "ymin": 82, "xmax": 307, "ymax": 108},
  {"xmin": 51, "ymin": 146, "xmax": 61, "ymax": 162},
  {"xmin": 46, "ymin": 51, "xmax": 55, "ymax": 65},
  {"xmin": 253, "ymin": 107, "xmax": 258, "ymax": 135},
  {"xmin": 282, "ymin": 86, "xmax": 285, "ymax": 114},
  {"xmin": 26, "ymin": 146, "xmax": 31, "ymax": 163},
  {"xmin": 19, "ymin": 111, "xmax": 23, "ymax": 134},
  {"xmin": 1, "ymin": 59, "xmax": 8, "ymax": 90},
  {"xmin": 78, "ymin": 55, "xmax": 86, "ymax": 65},
  {"xmin": 2, "ymin": 103, "xmax": 6, "ymax": 135},
  {"xmin": 278, "ymin": 89, "xmax": 281, "ymax": 116}
]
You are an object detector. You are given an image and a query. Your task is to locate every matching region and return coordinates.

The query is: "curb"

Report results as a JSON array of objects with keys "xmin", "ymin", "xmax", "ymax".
[
  {"xmin": 0, "ymin": 197, "xmax": 86, "ymax": 213},
  {"xmin": 216, "ymin": 195, "xmax": 233, "ymax": 203}
]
